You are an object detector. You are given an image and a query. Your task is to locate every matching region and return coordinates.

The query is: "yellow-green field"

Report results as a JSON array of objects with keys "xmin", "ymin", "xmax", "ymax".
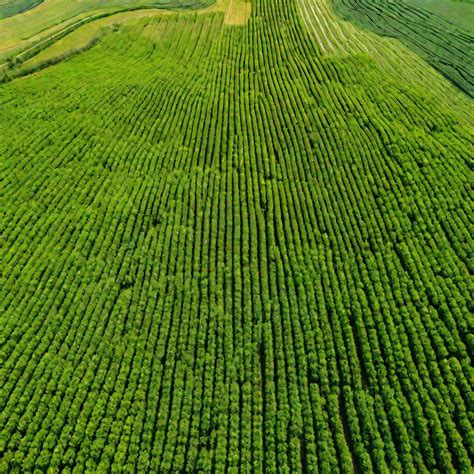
[{"xmin": 0, "ymin": 0, "xmax": 213, "ymax": 63}]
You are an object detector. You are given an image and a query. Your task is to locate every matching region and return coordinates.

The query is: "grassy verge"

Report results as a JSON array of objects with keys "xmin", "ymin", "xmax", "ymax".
[{"xmin": 1, "ymin": 0, "xmax": 214, "ymax": 81}]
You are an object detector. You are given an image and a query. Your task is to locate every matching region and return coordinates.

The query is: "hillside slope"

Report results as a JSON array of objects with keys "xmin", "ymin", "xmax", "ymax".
[
  {"xmin": 0, "ymin": 0, "xmax": 473, "ymax": 472},
  {"xmin": 0, "ymin": 0, "xmax": 211, "ymax": 64},
  {"xmin": 330, "ymin": 0, "xmax": 474, "ymax": 96}
]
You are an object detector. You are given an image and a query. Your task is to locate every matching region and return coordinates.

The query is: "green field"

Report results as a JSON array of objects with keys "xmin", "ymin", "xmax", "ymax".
[
  {"xmin": 407, "ymin": 0, "xmax": 474, "ymax": 31},
  {"xmin": 0, "ymin": 0, "xmax": 473, "ymax": 472},
  {"xmin": 330, "ymin": 0, "xmax": 474, "ymax": 96},
  {"xmin": 0, "ymin": 0, "xmax": 212, "ymax": 65},
  {"xmin": 0, "ymin": 0, "xmax": 42, "ymax": 19}
]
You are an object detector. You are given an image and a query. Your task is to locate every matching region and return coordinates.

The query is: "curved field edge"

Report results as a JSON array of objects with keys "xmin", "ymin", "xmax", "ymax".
[
  {"xmin": 297, "ymin": 0, "xmax": 473, "ymax": 126},
  {"xmin": 0, "ymin": 0, "xmax": 214, "ymax": 65},
  {"xmin": 0, "ymin": 0, "xmax": 251, "ymax": 83},
  {"xmin": 13, "ymin": 10, "xmax": 176, "ymax": 77},
  {"xmin": 0, "ymin": 0, "xmax": 43, "ymax": 19},
  {"xmin": 327, "ymin": 0, "xmax": 474, "ymax": 97}
]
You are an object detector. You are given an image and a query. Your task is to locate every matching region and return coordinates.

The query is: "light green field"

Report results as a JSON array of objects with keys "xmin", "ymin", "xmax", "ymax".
[
  {"xmin": 1, "ymin": 0, "xmax": 250, "ymax": 77},
  {"xmin": 0, "ymin": 0, "xmax": 213, "ymax": 63},
  {"xmin": 1, "ymin": 0, "xmax": 472, "ymax": 472},
  {"xmin": 17, "ymin": 9, "xmax": 173, "ymax": 72}
]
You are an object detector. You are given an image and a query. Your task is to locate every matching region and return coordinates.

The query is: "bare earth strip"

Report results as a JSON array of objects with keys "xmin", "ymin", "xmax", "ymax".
[{"xmin": 224, "ymin": 0, "xmax": 251, "ymax": 26}]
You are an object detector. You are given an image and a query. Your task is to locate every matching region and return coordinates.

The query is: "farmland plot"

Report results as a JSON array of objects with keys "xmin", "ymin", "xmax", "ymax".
[{"xmin": 0, "ymin": 0, "xmax": 473, "ymax": 472}]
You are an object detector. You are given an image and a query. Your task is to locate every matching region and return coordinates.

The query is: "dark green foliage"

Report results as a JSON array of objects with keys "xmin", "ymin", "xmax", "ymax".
[
  {"xmin": 0, "ymin": 0, "xmax": 43, "ymax": 19},
  {"xmin": 0, "ymin": 0, "xmax": 473, "ymax": 472},
  {"xmin": 330, "ymin": 0, "xmax": 474, "ymax": 96}
]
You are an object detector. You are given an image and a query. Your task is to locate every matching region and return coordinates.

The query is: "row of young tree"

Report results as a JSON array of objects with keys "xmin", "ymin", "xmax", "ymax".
[{"xmin": 1, "ymin": 0, "xmax": 472, "ymax": 472}]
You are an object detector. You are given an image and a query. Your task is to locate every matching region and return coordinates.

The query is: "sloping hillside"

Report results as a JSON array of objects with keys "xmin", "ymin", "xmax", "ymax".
[{"xmin": 0, "ymin": 0, "xmax": 472, "ymax": 472}]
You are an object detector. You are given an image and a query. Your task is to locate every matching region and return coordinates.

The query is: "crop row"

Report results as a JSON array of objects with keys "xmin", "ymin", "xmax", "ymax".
[
  {"xmin": 1, "ymin": 0, "xmax": 472, "ymax": 472},
  {"xmin": 331, "ymin": 0, "xmax": 474, "ymax": 97}
]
